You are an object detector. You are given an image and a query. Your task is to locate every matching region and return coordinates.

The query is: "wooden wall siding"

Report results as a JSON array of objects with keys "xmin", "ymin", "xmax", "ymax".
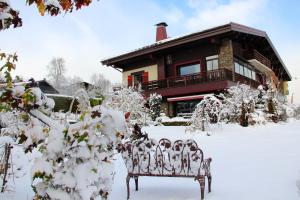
[
  {"xmin": 157, "ymin": 56, "xmax": 166, "ymax": 80},
  {"xmin": 165, "ymin": 43, "xmax": 219, "ymax": 78},
  {"xmin": 232, "ymin": 41, "xmax": 245, "ymax": 58},
  {"xmin": 219, "ymin": 39, "xmax": 234, "ymax": 70},
  {"xmin": 122, "ymin": 58, "xmax": 156, "ymax": 72}
]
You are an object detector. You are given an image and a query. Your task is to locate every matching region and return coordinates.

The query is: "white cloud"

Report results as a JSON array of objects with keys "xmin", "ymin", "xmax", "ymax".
[
  {"xmin": 1, "ymin": 0, "xmax": 184, "ymax": 84},
  {"xmin": 187, "ymin": 0, "xmax": 218, "ymax": 9},
  {"xmin": 186, "ymin": 0, "xmax": 268, "ymax": 31}
]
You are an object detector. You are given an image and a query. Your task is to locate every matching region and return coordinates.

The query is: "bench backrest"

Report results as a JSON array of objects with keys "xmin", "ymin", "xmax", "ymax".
[{"xmin": 120, "ymin": 138, "xmax": 205, "ymax": 176}]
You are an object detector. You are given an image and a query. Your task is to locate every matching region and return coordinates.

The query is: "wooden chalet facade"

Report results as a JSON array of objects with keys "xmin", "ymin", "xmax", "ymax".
[{"xmin": 101, "ymin": 22, "xmax": 291, "ymax": 117}]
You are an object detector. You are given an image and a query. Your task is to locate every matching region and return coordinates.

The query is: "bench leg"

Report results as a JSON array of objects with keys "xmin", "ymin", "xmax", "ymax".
[
  {"xmin": 197, "ymin": 176, "xmax": 205, "ymax": 200},
  {"xmin": 134, "ymin": 176, "xmax": 139, "ymax": 191},
  {"xmin": 207, "ymin": 175, "xmax": 212, "ymax": 193},
  {"xmin": 126, "ymin": 174, "xmax": 131, "ymax": 200}
]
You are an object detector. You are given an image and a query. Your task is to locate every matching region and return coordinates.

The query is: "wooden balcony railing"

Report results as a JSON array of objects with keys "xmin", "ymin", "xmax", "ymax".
[
  {"xmin": 141, "ymin": 68, "xmax": 260, "ymax": 92},
  {"xmin": 245, "ymin": 49, "xmax": 271, "ymax": 68}
]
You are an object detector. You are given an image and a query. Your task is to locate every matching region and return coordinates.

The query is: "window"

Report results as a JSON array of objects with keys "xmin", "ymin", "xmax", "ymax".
[
  {"xmin": 245, "ymin": 68, "xmax": 250, "ymax": 78},
  {"xmin": 206, "ymin": 55, "xmax": 219, "ymax": 71},
  {"xmin": 234, "ymin": 61, "xmax": 257, "ymax": 80},
  {"xmin": 179, "ymin": 63, "xmax": 200, "ymax": 76},
  {"xmin": 133, "ymin": 73, "xmax": 143, "ymax": 85},
  {"xmin": 176, "ymin": 100, "xmax": 200, "ymax": 115},
  {"xmin": 239, "ymin": 65, "xmax": 244, "ymax": 75},
  {"xmin": 131, "ymin": 71, "xmax": 147, "ymax": 86},
  {"xmin": 235, "ymin": 62, "xmax": 239, "ymax": 74},
  {"xmin": 252, "ymin": 71, "xmax": 256, "ymax": 80}
]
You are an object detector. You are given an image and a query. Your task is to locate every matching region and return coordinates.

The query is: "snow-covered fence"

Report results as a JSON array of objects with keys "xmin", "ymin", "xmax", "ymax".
[{"xmin": 119, "ymin": 138, "xmax": 212, "ymax": 200}]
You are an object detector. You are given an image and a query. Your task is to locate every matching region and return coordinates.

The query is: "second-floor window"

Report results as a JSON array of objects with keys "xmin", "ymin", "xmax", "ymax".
[
  {"xmin": 206, "ymin": 55, "xmax": 219, "ymax": 71},
  {"xmin": 179, "ymin": 63, "xmax": 200, "ymax": 76},
  {"xmin": 128, "ymin": 71, "xmax": 149, "ymax": 87},
  {"xmin": 234, "ymin": 61, "xmax": 256, "ymax": 81}
]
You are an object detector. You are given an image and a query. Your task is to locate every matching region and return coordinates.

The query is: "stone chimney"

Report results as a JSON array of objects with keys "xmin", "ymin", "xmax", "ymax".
[{"xmin": 156, "ymin": 22, "xmax": 168, "ymax": 42}]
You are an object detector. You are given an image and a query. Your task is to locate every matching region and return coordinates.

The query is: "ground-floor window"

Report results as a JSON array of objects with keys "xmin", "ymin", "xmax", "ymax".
[{"xmin": 175, "ymin": 100, "xmax": 200, "ymax": 116}]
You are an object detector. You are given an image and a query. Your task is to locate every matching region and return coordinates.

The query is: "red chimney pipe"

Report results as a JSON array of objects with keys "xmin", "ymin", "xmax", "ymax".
[{"xmin": 156, "ymin": 22, "xmax": 168, "ymax": 42}]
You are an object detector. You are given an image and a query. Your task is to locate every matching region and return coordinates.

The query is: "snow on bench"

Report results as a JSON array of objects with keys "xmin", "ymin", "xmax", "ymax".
[{"xmin": 119, "ymin": 138, "xmax": 212, "ymax": 200}]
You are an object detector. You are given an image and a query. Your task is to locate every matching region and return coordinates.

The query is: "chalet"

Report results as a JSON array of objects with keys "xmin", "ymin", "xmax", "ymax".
[{"xmin": 101, "ymin": 22, "xmax": 291, "ymax": 117}]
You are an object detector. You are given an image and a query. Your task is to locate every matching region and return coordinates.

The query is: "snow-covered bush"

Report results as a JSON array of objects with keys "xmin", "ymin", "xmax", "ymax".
[
  {"xmin": 294, "ymin": 105, "xmax": 300, "ymax": 119},
  {"xmin": 106, "ymin": 87, "xmax": 149, "ymax": 125},
  {"xmin": 187, "ymin": 95, "xmax": 222, "ymax": 132},
  {"xmin": 148, "ymin": 93, "xmax": 162, "ymax": 121},
  {"xmin": 220, "ymin": 84, "xmax": 258, "ymax": 126},
  {"xmin": 264, "ymin": 84, "xmax": 280, "ymax": 122},
  {"xmin": 1, "ymin": 51, "xmax": 128, "ymax": 199},
  {"xmin": 31, "ymin": 106, "xmax": 127, "ymax": 200},
  {"xmin": 220, "ymin": 83, "xmax": 295, "ymax": 126}
]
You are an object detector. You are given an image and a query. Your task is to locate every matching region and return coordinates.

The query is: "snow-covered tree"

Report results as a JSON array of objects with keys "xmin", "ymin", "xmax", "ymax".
[
  {"xmin": 90, "ymin": 73, "xmax": 112, "ymax": 96},
  {"xmin": 220, "ymin": 84, "xmax": 258, "ymax": 126},
  {"xmin": 46, "ymin": 57, "xmax": 67, "ymax": 92},
  {"xmin": 187, "ymin": 95, "xmax": 222, "ymax": 132},
  {"xmin": 148, "ymin": 93, "xmax": 162, "ymax": 121},
  {"xmin": 106, "ymin": 86, "xmax": 149, "ymax": 125}
]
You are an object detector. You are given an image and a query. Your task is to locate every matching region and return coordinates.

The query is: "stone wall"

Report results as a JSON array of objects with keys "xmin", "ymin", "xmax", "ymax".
[{"xmin": 219, "ymin": 39, "xmax": 234, "ymax": 70}]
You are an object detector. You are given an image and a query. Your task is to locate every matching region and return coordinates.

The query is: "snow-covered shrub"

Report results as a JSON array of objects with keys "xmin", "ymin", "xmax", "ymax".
[
  {"xmin": 31, "ymin": 106, "xmax": 127, "ymax": 200},
  {"xmin": 294, "ymin": 105, "xmax": 300, "ymax": 119},
  {"xmin": 1, "ymin": 52, "xmax": 128, "ymax": 199},
  {"xmin": 265, "ymin": 84, "xmax": 280, "ymax": 122},
  {"xmin": 148, "ymin": 93, "xmax": 162, "ymax": 121},
  {"xmin": 106, "ymin": 87, "xmax": 149, "ymax": 125},
  {"xmin": 220, "ymin": 84, "xmax": 258, "ymax": 126},
  {"xmin": 187, "ymin": 95, "xmax": 222, "ymax": 132},
  {"xmin": 220, "ymin": 83, "xmax": 294, "ymax": 125}
]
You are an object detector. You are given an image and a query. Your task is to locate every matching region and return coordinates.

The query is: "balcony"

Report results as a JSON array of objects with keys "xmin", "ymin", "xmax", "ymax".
[
  {"xmin": 141, "ymin": 68, "xmax": 260, "ymax": 96},
  {"xmin": 245, "ymin": 49, "xmax": 271, "ymax": 69}
]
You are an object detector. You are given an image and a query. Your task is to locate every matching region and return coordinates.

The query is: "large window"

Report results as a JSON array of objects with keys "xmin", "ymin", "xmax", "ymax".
[
  {"xmin": 175, "ymin": 100, "xmax": 199, "ymax": 116},
  {"xmin": 179, "ymin": 63, "xmax": 200, "ymax": 76},
  {"xmin": 206, "ymin": 55, "xmax": 219, "ymax": 71},
  {"xmin": 234, "ymin": 61, "xmax": 256, "ymax": 81}
]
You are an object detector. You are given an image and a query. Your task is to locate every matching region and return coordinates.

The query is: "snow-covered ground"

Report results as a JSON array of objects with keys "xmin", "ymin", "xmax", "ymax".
[
  {"xmin": 111, "ymin": 120, "xmax": 300, "ymax": 200},
  {"xmin": 2, "ymin": 120, "xmax": 300, "ymax": 200}
]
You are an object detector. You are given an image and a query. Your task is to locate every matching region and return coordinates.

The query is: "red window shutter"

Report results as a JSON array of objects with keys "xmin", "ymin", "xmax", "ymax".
[
  {"xmin": 142, "ymin": 71, "xmax": 149, "ymax": 83},
  {"xmin": 127, "ymin": 75, "xmax": 133, "ymax": 86}
]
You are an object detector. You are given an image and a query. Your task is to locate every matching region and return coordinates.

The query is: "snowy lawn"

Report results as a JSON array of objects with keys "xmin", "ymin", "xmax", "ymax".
[
  {"xmin": 2, "ymin": 120, "xmax": 300, "ymax": 200},
  {"xmin": 110, "ymin": 120, "xmax": 300, "ymax": 200}
]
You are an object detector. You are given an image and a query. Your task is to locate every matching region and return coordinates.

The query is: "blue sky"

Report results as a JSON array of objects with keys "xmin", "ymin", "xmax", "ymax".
[{"xmin": 1, "ymin": 0, "xmax": 300, "ymax": 102}]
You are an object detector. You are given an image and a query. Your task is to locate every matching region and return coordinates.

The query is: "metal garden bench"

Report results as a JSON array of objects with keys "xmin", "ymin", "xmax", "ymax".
[{"xmin": 119, "ymin": 138, "xmax": 212, "ymax": 200}]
